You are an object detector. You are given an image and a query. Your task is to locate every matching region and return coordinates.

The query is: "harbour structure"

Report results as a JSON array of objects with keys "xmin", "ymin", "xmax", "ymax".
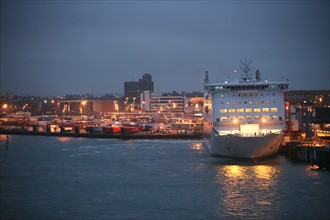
[{"xmin": 203, "ymin": 63, "xmax": 289, "ymax": 158}]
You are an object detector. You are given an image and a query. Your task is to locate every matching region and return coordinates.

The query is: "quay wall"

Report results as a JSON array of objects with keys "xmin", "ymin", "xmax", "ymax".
[{"xmin": 0, "ymin": 129, "xmax": 203, "ymax": 140}]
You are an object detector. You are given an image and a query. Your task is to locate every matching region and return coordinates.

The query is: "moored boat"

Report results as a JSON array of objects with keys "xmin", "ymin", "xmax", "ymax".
[{"xmin": 203, "ymin": 61, "xmax": 289, "ymax": 158}]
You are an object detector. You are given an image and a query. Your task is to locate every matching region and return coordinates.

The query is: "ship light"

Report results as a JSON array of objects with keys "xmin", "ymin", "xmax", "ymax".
[{"xmin": 262, "ymin": 118, "xmax": 267, "ymax": 123}]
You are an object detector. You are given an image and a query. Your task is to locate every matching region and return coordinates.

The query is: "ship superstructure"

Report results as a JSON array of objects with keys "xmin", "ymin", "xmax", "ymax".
[{"xmin": 203, "ymin": 65, "xmax": 289, "ymax": 158}]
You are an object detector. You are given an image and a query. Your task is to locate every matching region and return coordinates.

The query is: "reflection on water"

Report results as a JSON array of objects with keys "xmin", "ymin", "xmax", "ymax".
[
  {"xmin": 215, "ymin": 157, "xmax": 280, "ymax": 219},
  {"xmin": 190, "ymin": 142, "xmax": 204, "ymax": 151},
  {"xmin": 56, "ymin": 137, "xmax": 72, "ymax": 142}
]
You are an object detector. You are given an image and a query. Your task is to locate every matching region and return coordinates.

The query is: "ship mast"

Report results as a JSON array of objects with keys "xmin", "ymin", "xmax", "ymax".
[{"xmin": 240, "ymin": 59, "xmax": 252, "ymax": 82}]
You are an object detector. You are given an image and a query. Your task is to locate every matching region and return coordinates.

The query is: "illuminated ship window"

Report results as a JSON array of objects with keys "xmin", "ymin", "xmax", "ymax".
[
  {"xmin": 226, "ymin": 102, "xmax": 230, "ymax": 105},
  {"xmin": 238, "ymin": 116, "xmax": 244, "ymax": 120},
  {"xmin": 262, "ymin": 108, "xmax": 269, "ymax": 112},
  {"xmin": 262, "ymin": 115, "xmax": 270, "ymax": 120},
  {"xmin": 232, "ymin": 101, "xmax": 236, "ymax": 104},
  {"xmin": 249, "ymin": 101, "xmax": 253, "ymax": 104},
  {"xmin": 246, "ymin": 108, "xmax": 252, "ymax": 113},
  {"xmin": 254, "ymin": 108, "xmax": 261, "ymax": 112},
  {"xmin": 270, "ymin": 108, "xmax": 278, "ymax": 112},
  {"xmin": 254, "ymin": 116, "xmax": 260, "ymax": 120},
  {"xmin": 221, "ymin": 117, "xmax": 228, "ymax": 121},
  {"xmin": 229, "ymin": 116, "xmax": 236, "ymax": 121},
  {"xmin": 237, "ymin": 108, "xmax": 244, "ymax": 113},
  {"xmin": 246, "ymin": 116, "xmax": 253, "ymax": 121},
  {"xmin": 271, "ymin": 115, "xmax": 279, "ymax": 120},
  {"xmin": 238, "ymin": 101, "xmax": 242, "ymax": 104},
  {"xmin": 220, "ymin": 109, "xmax": 227, "ymax": 113},
  {"xmin": 229, "ymin": 109, "xmax": 236, "ymax": 113}
]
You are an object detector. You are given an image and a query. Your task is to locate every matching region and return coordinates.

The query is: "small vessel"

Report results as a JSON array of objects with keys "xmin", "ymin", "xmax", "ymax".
[{"xmin": 203, "ymin": 61, "xmax": 289, "ymax": 158}]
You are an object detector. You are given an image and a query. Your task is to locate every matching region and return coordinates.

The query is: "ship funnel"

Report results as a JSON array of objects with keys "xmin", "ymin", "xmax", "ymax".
[
  {"xmin": 256, "ymin": 70, "xmax": 261, "ymax": 81},
  {"xmin": 204, "ymin": 71, "xmax": 210, "ymax": 89}
]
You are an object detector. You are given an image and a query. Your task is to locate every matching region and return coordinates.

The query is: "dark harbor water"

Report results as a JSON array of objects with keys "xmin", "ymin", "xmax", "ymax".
[{"xmin": 1, "ymin": 135, "xmax": 329, "ymax": 220}]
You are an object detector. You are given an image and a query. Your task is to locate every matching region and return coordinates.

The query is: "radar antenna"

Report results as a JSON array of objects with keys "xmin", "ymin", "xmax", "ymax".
[
  {"xmin": 240, "ymin": 59, "xmax": 252, "ymax": 74},
  {"xmin": 240, "ymin": 59, "xmax": 253, "ymax": 82}
]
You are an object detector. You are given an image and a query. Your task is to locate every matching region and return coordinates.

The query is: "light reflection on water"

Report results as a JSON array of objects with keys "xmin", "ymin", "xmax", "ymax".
[{"xmin": 214, "ymin": 157, "xmax": 281, "ymax": 219}]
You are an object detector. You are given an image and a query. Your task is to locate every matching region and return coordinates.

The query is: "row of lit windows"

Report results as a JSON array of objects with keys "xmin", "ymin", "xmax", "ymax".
[
  {"xmin": 217, "ymin": 115, "xmax": 281, "ymax": 122},
  {"xmin": 220, "ymin": 93, "xmax": 278, "ymax": 97},
  {"xmin": 210, "ymin": 84, "xmax": 288, "ymax": 91},
  {"xmin": 220, "ymin": 108, "xmax": 278, "ymax": 113},
  {"xmin": 220, "ymin": 100, "xmax": 276, "ymax": 105}
]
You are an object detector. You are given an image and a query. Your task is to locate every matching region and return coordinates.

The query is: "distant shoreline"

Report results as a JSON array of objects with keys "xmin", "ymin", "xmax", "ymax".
[{"xmin": 0, "ymin": 130, "xmax": 203, "ymax": 140}]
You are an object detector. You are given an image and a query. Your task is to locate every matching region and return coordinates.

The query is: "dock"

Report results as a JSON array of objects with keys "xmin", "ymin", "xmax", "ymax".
[{"xmin": 279, "ymin": 137, "xmax": 330, "ymax": 170}]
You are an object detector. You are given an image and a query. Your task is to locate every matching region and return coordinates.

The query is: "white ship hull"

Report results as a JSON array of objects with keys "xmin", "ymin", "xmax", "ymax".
[{"xmin": 204, "ymin": 129, "xmax": 282, "ymax": 159}]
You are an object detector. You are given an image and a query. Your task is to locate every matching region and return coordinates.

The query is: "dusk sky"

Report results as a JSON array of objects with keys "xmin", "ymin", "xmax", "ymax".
[{"xmin": 1, "ymin": 0, "xmax": 329, "ymax": 97}]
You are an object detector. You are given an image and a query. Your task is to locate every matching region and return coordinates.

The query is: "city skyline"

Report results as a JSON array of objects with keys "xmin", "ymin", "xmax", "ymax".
[{"xmin": 1, "ymin": 1, "xmax": 329, "ymax": 96}]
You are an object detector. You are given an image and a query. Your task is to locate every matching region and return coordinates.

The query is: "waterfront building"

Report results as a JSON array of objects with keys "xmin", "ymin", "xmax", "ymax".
[
  {"xmin": 284, "ymin": 90, "xmax": 330, "ymax": 107},
  {"xmin": 284, "ymin": 90, "xmax": 330, "ymax": 134},
  {"xmin": 124, "ymin": 73, "xmax": 154, "ymax": 100},
  {"xmin": 57, "ymin": 99, "xmax": 118, "ymax": 116},
  {"xmin": 140, "ymin": 91, "xmax": 187, "ymax": 113}
]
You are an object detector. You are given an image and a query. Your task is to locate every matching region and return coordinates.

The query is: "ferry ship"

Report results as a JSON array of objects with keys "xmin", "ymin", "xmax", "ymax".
[{"xmin": 203, "ymin": 63, "xmax": 289, "ymax": 158}]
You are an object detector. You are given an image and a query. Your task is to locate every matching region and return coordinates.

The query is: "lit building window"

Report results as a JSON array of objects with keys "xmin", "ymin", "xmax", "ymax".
[
  {"xmin": 220, "ymin": 109, "xmax": 227, "ymax": 113},
  {"xmin": 237, "ymin": 108, "xmax": 244, "ymax": 113},
  {"xmin": 254, "ymin": 108, "xmax": 261, "ymax": 112},
  {"xmin": 246, "ymin": 108, "xmax": 252, "ymax": 113},
  {"xmin": 271, "ymin": 108, "xmax": 278, "ymax": 112},
  {"xmin": 262, "ymin": 108, "xmax": 269, "ymax": 112}
]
